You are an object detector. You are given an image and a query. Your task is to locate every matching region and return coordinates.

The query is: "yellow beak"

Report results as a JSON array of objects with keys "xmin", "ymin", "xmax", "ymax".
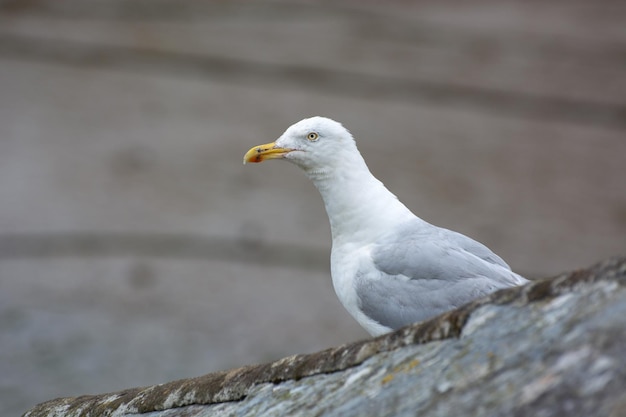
[{"xmin": 243, "ymin": 141, "xmax": 293, "ymax": 164}]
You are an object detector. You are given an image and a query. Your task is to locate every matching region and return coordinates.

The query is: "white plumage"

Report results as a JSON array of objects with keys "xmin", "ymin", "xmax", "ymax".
[{"xmin": 244, "ymin": 117, "xmax": 528, "ymax": 336}]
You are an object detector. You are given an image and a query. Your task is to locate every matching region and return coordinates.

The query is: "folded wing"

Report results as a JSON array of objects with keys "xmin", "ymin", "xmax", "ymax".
[{"xmin": 355, "ymin": 220, "xmax": 527, "ymax": 330}]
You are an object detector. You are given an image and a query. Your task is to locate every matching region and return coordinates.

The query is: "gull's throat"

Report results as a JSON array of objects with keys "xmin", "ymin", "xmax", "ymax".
[{"xmin": 310, "ymin": 167, "xmax": 415, "ymax": 244}]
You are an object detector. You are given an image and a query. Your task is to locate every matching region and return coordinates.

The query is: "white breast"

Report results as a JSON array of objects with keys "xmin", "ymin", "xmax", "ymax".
[{"xmin": 330, "ymin": 244, "xmax": 392, "ymax": 335}]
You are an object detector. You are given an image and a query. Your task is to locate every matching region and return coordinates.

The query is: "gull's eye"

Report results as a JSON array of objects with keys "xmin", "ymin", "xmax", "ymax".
[{"xmin": 306, "ymin": 132, "xmax": 319, "ymax": 141}]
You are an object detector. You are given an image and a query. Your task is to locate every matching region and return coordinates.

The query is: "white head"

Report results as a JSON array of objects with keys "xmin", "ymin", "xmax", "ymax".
[
  {"xmin": 244, "ymin": 116, "xmax": 415, "ymax": 242},
  {"xmin": 243, "ymin": 117, "xmax": 363, "ymax": 174}
]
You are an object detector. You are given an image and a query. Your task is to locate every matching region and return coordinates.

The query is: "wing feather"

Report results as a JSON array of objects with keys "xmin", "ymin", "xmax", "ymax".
[{"xmin": 355, "ymin": 220, "xmax": 527, "ymax": 330}]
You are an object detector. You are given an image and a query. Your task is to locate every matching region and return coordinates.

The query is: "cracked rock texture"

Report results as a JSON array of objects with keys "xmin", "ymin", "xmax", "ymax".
[{"xmin": 24, "ymin": 256, "xmax": 626, "ymax": 417}]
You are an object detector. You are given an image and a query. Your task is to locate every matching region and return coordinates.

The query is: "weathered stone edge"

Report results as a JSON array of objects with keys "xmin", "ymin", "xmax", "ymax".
[{"xmin": 23, "ymin": 256, "xmax": 626, "ymax": 417}]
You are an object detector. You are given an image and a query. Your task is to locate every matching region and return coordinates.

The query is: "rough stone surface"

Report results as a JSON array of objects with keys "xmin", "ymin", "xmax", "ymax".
[{"xmin": 24, "ymin": 256, "xmax": 626, "ymax": 417}]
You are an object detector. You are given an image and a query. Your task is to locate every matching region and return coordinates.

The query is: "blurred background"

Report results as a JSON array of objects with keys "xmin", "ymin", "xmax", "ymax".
[{"xmin": 1, "ymin": 0, "xmax": 625, "ymax": 414}]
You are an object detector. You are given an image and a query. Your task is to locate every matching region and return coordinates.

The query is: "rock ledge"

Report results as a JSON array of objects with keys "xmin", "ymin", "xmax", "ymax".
[{"xmin": 24, "ymin": 257, "xmax": 626, "ymax": 417}]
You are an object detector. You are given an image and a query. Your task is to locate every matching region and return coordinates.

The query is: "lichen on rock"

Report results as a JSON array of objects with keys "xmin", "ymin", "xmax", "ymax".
[{"xmin": 24, "ymin": 257, "xmax": 626, "ymax": 417}]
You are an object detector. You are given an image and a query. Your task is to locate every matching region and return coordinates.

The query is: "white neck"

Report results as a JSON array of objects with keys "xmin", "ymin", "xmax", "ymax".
[{"xmin": 303, "ymin": 155, "xmax": 416, "ymax": 246}]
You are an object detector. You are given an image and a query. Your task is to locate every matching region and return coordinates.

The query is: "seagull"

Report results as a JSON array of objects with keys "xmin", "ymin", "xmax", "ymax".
[{"xmin": 243, "ymin": 117, "xmax": 528, "ymax": 336}]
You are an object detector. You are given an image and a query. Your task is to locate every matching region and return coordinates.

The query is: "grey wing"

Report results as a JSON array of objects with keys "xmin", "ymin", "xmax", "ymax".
[
  {"xmin": 356, "ymin": 274, "xmax": 501, "ymax": 330},
  {"xmin": 447, "ymin": 229, "xmax": 511, "ymax": 269},
  {"xmin": 355, "ymin": 221, "xmax": 527, "ymax": 330},
  {"xmin": 372, "ymin": 221, "xmax": 526, "ymax": 285}
]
